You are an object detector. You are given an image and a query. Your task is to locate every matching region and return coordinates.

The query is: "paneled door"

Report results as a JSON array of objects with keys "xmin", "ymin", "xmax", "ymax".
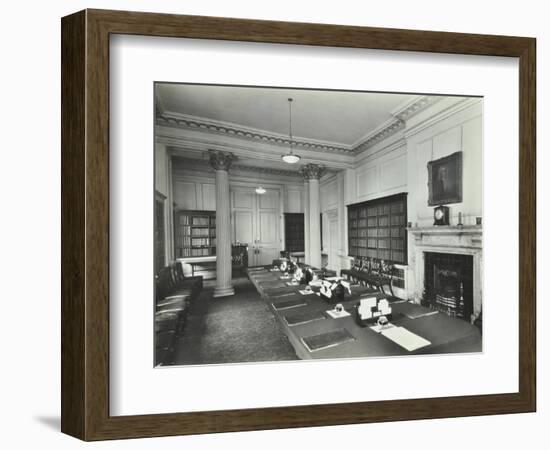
[
  {"xmin": 328, "ymin": 215, "xmax": 340, "ymax": 272},
  {"xmin": 232, "ymin": 187, "xmax": 280, "ymax": 266}
]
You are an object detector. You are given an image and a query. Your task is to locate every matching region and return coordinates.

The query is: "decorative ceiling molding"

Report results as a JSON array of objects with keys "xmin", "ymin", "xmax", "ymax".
[
  {"xmin": 158, "ymin": 129, "xmax": 355, "ymax": 170},
  {"xmin": 157, "ymin": 112, "xmax": 353, "ymax": 155},
  {"xmin": 172, "ymin": 156, "xmax": 304, "ymax": 178},
  {"xmin": 157, "ymin": 95, "xmax": 448, "ymax": 159},
  {"xmin": 391, "ymin": 95, "xmax": 443, "ymax": 122},
  {"xmin": 351, "ymin": 96, "xmax": 443, "ymax": 155},
  {"xmin": 353, "ymin": 118, "xmax": 405, "ymax": 155},
  {"xmin": 403, "ymin": 97, "xmax": 481, "ymax": 139}
]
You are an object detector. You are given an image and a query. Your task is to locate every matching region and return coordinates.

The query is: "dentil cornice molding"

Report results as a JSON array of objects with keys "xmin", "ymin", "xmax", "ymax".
[
  {"xmin": 352, "ymin": 96, "xmax": 442, "ymax": 155},
  {"xmin": 157, "ymin": 95, "xmax": 446, "ymax": 158},
  {"xmin": 391, "ymin": 95, "xmax": 443, "ymax": 122},
  {"xmin": 403, "ymin": 97, "xmax": 481, "ymax": 139},
  {"xmin": 353, "ymin": 118, "xmax": 405, "ymax": 155},
  {"xmin": 157, "ymin": 112, "xmax": 352, "ymax": 155}
]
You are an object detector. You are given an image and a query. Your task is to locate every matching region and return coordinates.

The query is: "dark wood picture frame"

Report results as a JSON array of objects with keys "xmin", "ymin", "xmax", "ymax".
[
  {"xmin": 427, "ymin": 151, "xmax": 463, "ymax": 206},
  {"xmin": 61, "ymin": 9, "xmax": 536, "ymax": 441}
]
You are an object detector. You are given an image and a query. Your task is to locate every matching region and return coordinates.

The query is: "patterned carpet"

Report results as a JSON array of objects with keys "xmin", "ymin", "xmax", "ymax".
[{"xmin": 163, "ymin": 277, "xmax": 298, "ymax": 366}]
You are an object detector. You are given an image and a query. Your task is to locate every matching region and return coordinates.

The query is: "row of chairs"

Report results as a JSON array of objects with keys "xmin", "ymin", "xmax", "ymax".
[
  {"xmin": 155, "ymin": 262, "xmax": 203, "ymax": 366},
  {"xmin": 341, "ymin": 257, "xmax": 396, "ymax": 297}
]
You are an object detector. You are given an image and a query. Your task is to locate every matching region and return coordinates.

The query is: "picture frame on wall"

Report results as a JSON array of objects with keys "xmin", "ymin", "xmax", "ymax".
[
  {"xmin": 427, "ymin": 151, "xmax": 463, "ymax": 206},
  {"xmin": 61, "ymin": 9, "xmax": 536, "ymax": 441}
]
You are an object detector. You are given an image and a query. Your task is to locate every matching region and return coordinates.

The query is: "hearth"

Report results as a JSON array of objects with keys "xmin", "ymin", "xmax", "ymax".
[{"xmin": 424, "ymin": 252, "xmax": 473, "ymax": 321}]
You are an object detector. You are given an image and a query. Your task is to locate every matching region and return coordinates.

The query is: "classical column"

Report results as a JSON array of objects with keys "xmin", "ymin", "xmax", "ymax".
[
  {"xmin": 209, "ymin": 150, "xmax": 236, "ymax": 298},
  {"xmin": 303, "ymin": 179, "xmax": 310, "ymax": 264},
  {"xmin": 300, "ymin": 164, "xmax": 325, "ymax": 269},
  {"xmin": 336, "ymin": 170, "xmax": 346, "ymax": 275}
]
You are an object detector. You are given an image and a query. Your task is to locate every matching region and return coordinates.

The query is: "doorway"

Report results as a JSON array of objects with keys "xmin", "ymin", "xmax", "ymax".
[{"xmin": 231, "ymin": 187, "xmax": 281, "ymax": 266}]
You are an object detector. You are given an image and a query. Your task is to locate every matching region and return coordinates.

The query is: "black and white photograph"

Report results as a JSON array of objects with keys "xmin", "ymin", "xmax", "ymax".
[
  {"xmin": 154, "ymin": 83, "xmax": 483, "ymax": 367},
  {"xmin": 3, "ymin": 0, "xmax": 545, "ymax": 447}
]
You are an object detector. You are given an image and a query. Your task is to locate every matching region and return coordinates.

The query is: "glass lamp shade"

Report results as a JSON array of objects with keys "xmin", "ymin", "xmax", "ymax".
[
  {"xmin": 255, "ymin": 186, "xmax": 266, "ymax": 194},
  {"xmin": 281, "ymin": 153, "xmax": 301, "ymax": 164}
]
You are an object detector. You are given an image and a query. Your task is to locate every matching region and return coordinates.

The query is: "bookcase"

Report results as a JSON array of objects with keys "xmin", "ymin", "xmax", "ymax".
[
  {"xmin": 347, "ymin": 193, "xmax": 407, "ymax": 264},
  {"xmin": 174, "ymin": 210, "xmax": 216, "ymax": 258},
  {"xmin": 284, "ymin": 213, "xmax": 305, "ymax": 252}
]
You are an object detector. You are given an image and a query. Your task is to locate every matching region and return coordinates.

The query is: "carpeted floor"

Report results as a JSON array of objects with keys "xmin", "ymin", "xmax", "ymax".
[{"xmin": 163, "ymin": 277, "xmax": 298, "ymax": 366}]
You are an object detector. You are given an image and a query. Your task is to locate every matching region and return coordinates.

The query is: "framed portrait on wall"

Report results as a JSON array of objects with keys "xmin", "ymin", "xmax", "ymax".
[
  {"xmin": 61, "ymin": 9, "xmax": 536, "ymax": 441},
  {"xmin": 427, "ymin": 151, "xmax": 463, "ymax": 205}
]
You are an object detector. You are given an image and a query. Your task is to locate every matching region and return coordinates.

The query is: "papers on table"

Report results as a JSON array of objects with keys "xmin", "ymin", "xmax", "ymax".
[
  {"xmin": 298, "ymin": 289, "xmax": 315, "ymax": 295},
  {"xmin": 369, "ymin": 323, "xmax": 396, "ymax": 333},
  {"xmin": 326, "ymin": 309, "xmax": 351, "ymax": 319},
  {"xmin": 380, "ymin": 326, "xmax": 431, "ymax": 351}
]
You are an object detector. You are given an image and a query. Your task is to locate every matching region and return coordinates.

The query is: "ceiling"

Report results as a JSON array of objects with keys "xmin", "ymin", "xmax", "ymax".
[{"xmin": 156, "ymin": 83, "xmax": 419, "ymax": 147}]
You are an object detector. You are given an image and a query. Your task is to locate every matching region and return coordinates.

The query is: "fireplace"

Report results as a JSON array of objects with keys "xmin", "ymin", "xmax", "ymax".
[
  {"xmin": 424, "ymin": 252, "xmax": 473, "ymax": 321},
  {"xmin": 408, "ymin": 225, "xmax": 482, "ymax": 322}
]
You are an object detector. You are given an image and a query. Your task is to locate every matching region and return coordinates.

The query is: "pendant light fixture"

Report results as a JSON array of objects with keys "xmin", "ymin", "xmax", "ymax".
[
  {"xmin": 282, "ymin": 98, "xmax": 301, "ymax": 164},
  {"xmin": 254, "ymin": 170, "xmax": 266, "ymax": 194}
]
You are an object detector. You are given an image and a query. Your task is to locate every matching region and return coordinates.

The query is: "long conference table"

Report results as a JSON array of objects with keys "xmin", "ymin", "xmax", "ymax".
[{"xmin": 246, "ymin": 266, "xmax": 482, "ymax": 360}]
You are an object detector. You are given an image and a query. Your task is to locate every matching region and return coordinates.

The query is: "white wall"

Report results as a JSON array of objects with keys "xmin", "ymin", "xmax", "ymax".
[
  {"xmin": 320, "ymin": 174, "xmax": 347, "ymax": 271},
  {"xmin": 154, "ymin": 144, "xmax": 168, "ymax": 196},
  {"xmin": 337, "ymin": 98, "xmax": 482, "ymax": 298},
  {"xmin": 155, "ymin": 143, "xmax": 174, "ymax": 263},
  {"xmin": 2, "ymin": 2, "xmax": 548, "ymax": 450},
  {"xmin": 407, "ymin": 99, "xmax": 483, "ymax": 227},
  {"xmin": 351, "ymin": 141, "xmax": 408, "ymax": 204},
  {"xmin": 346, "ymin": 98, "xmax": 482, "ymax": 224},
  {"xmin": 172, "ymin": 169, "xmax": 304, "ymax": 213},
  {"xmin": 174, "ymin": 178, "xmax": 217, "ymax": 210},
  {"xmin": 285, "ymin": 185, "xmax": 305, "ymax": 213}
]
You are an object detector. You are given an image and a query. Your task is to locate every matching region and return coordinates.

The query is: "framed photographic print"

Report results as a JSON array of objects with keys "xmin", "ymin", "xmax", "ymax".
[
  {"xmin": 427, "ymin": 151, "xmax": 463, "ymax": 205},
  {"xmin": 61, "ymin": 9, "xmax": 536, "ymax": 441}
]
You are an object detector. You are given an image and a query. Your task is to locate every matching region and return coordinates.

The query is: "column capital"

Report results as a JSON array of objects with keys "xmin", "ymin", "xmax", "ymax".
[
  {"xmin": 300, "ymin": 163, "xmax": 325, "ymax": 180},
  {"xmin": 209, "ymin": 150, "xmax": 235, "ymax": 171}
]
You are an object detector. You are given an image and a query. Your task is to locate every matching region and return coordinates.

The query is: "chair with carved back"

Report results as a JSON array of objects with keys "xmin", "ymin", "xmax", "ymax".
[
  {"xmin": 378, "ymin": 260, "xmax": 396, "ymax": 297},
  {"xmin": 353, "ymin": 257, "xmax": 371, "ymax": 286},
  {"xmin": 365, "ymin": 258, "xmax": 382, "ymax": 289}
]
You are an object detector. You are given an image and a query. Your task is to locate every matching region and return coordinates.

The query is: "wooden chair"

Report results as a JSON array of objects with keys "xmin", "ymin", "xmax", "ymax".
[
  {"xmin": 154, "ymin": 262, "xmax": 204, "ymax": 365},
  {"xmin": 352, "ymin": 257, "xmax": 372, "ymax": 286}
]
